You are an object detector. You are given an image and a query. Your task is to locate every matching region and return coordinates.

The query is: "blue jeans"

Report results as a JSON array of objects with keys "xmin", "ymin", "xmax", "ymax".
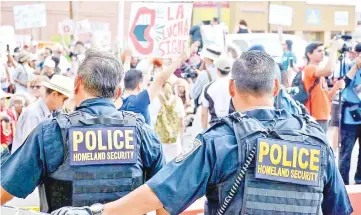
[{"xmin": 339, "ymin": 124, "xmax": 361, "ymax": 185}]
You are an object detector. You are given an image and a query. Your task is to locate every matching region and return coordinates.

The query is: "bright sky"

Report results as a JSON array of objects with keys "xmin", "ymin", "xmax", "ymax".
[{"xmin": 305, "ymin": 0, "xmax": 361, "ymax": 11}]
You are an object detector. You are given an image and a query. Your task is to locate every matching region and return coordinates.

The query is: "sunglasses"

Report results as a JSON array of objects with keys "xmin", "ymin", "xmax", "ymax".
[{"xmin": 30, "ymin": 85, "xmax": 42, "ymax": 89}]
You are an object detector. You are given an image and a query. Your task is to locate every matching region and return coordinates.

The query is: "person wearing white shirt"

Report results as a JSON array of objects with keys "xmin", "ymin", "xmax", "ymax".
[{"xmin": 201, "ymin": 55, "xmax": 234, "ymax": 130}]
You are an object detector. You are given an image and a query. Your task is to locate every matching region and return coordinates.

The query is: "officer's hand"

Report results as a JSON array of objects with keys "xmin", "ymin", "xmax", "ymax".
[{"xmin": 51, "ymin": 206, "xmax": 93, "ymax": 215}]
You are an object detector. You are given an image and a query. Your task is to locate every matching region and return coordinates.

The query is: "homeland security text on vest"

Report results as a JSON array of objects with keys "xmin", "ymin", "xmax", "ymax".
[
  {"xmin": 255, "ymin": 138, "xmax": 321, "ymax": 186},
  {"xmin": 68, "ymin": 126, "xmax": 138, "ymax": 166}
]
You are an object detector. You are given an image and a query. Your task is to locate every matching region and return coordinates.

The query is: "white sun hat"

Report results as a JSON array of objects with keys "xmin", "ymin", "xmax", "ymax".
[
  {"xmin": 200, "ymin": 45, "xmax": 222, "ymax": 61},
  {"xmin": 42, "ymin": 75, "xmax": 74, "ymax": 98}
]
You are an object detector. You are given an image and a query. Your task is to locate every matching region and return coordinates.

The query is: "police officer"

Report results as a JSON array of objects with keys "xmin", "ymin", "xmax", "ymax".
[
  {"xmin": 0, "ymin": 49, "xmax": 166, "ymax": 214},
  {"xmin": 52, "ymin": 51, "xmax": 352, "ymax": 215}
]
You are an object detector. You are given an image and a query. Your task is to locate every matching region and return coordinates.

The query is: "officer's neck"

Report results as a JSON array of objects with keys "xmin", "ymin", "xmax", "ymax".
[
  {"xmin": 233, "ymin": 94, "xmax": 274, "ymax": 113},
  {"xmin": 123, "ymin": 89, "xmax": 141, "ymax": 97}
]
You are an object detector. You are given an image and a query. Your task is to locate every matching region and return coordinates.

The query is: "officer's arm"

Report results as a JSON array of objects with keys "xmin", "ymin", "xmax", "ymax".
[
  {"xmin": 0, "ymin": 186, "xmax": 14, "ymax": 204},
  {"xmin": 322, "ymin": 149, "xmax": 353, "ymax": 214},
  {"xmin": 103, "ymin": 184, "xmax": 164, "ymax": 215}
]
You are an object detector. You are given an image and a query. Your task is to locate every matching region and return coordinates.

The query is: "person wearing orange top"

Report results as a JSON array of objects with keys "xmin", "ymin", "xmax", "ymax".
[{"xmin": 303, "ymin": 40, "xmax": 345, "ymax": 132}]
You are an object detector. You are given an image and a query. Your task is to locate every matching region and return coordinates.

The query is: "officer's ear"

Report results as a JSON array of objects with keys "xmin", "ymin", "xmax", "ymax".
[
  {"xmin": 114, "ymin": 87, "xmax": 122, "ymax": 101},
  {"xmin": 74, "ymin": 77, "xmax": 82, "ymax": 94},
  {"xmin": 229, "ymin": 79, "xmax": 236, "ymax": 97},
  {"xmin": 273, "ymin": 78, "xmax": 280, "ymax": 97}
]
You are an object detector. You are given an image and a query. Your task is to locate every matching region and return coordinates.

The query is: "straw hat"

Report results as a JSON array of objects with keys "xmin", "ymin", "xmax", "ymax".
[
  {"xmin": 18, "ymin": 51, "xmax": 30, "ymax": 63},
  {"xmin": 200, "ymin": 45, "xmax": 222, "ymax": 61},
  {"xmin": 42, "ymin": 75, "xmax": 74, "ymax": 98}
]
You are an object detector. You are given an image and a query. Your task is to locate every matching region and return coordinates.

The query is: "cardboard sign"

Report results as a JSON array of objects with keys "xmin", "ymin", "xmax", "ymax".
[
  {"xmin": 269, "ymin": 4, "xmax": 293, "ymax": 26},
  {"xmin": 13, "ymin": 4, "xmax": 47, "ymax": 29},
  {"xmin": 128, "ymin": 3, "xmax": 193, "ymax": 57},
  {"xmin": 255, "ymin": 138, "xmax": 321, "ymax": 186},
  {"xmin": 69, "ymin": 126, "xmax": 138, "ymax": 166}
]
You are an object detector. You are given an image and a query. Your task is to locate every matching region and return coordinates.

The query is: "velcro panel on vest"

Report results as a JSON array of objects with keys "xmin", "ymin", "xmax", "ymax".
[{"xmin": 242, "ymin": 172, "xmax": 323, "ymax": 215}]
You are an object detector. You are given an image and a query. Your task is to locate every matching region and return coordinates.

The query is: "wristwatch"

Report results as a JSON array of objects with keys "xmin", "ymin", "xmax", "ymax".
[{"xmin": 90, "ymin": 203, "xmax": 104, "ymax": 215}]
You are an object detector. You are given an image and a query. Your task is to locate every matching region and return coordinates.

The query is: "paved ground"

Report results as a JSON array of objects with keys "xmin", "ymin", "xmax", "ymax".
[{"xmin": 6, "ymin": 126, "xmax": 359, "ymax": 210}]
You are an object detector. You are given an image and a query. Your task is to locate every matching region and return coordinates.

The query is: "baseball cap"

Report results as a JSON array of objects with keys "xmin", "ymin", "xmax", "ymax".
[
  {"xmin": 355, "ymin": 43, "xmax": 361, "ymax": 53},
  {"xmin": 214, "ymin": 55, "xmax": 233, "ymax": 73}
]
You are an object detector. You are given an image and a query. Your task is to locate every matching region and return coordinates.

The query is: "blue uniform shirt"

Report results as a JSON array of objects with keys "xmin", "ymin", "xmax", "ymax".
[
  {"xmin": 119, "ymin": 90, "xmax": 151, "ymax": 125},
  {"xmin": 147, "ymin": 109, "xmax": 353, "ymax": 215},
  {"xmin": 1, "ymin": 98, "xmax": 165, "ymax": 198}
]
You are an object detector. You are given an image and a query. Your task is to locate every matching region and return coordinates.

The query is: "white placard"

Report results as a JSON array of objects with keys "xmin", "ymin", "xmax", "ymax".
[
  {"xmin": 0, "ymin": 26, "xmax": 16, "ymax": 58},
  {"xmin": 201, "ymin": 25, "xmax": 225, "ymax": 51},
  {"xmin": 91, "ymin": 22, "xmax": 110, "ymax": 32},
  {"xmin": 76, "ymin": 19, "xmax": 92, "ymax": 34},
  {"xmin": 93, "ymin": 30, "xmax": 112, "ymax": 51},
  {"xmin": 59, "ymin": 19, "xmax": 75, "ymax": 35},
  {"xmin": 128, "ymin": 3, "xmax": 193, "ymax": 57},
  {"xmin": 334, "ymin": 11, "xmax": 349, "ymax": 26},
  {"xmin": 269, "ymin": 4, "xmax": 293, "ymax": 26},
  {"xmin": 13, "ymin": 4, "xmax": 47, "ymax": 29}
]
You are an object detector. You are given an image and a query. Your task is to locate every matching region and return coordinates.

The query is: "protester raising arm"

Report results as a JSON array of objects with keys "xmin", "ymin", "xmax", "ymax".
[
  {"xmin": 346, "ymin": 56, "xmax": 361, "ymax": 81},
  {"xmin": 147, "ymin": 52, "xmax": 188, "ymax": 101},
  {"xmin": 314, "ymin": 39, "xmax": 343, "ymax": 78}
]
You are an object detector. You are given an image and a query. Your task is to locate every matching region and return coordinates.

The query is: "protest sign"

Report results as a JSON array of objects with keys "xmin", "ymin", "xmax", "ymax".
[
  {"xmin": 128, "ymin": 3, "xmax": 193, "ymax": 57},
  {"xmin": 59, "ymin": 19, "xmax": 75, "ymax": 35},
  {"xmin": 13, "ymin": 4, "xmax": 47, "ymax": 29},
  {"xmin": 0, "ymin": 26, "xmax": 16, "ymax": 58},
  {"xmin": 201, "ymin": 25, "xmax": 225, "ymax": 51},
  {"xmin": 93, "ymin": 30, "xmax": 112, "ymax": 51},
  {"xmin": 269, "ymin": 4, "xmax": 293, "ymax": 26}
]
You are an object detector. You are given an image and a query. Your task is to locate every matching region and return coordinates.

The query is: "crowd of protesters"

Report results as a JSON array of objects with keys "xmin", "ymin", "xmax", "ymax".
[{"xmin": 1, "ymin": 18, "xmax": 361, "ymax": 188}]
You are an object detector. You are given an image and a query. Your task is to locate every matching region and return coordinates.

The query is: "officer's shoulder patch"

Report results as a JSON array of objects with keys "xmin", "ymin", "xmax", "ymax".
[
  {"xmin": 175, "ymin": 138, "xmax": 202, "ymax": 163},
  {"xmin": 255, "ymin": 138, "xmax": 322, "ymax": 186}
]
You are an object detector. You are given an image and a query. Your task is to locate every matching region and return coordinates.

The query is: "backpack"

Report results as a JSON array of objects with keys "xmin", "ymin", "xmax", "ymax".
[
  {"xmin": 155, "ymin": 96, "xmax": 180, "ymax": 144},
  {"xmin": 291, "ymin": 71, "xmax": 319, "ymax": 105}
]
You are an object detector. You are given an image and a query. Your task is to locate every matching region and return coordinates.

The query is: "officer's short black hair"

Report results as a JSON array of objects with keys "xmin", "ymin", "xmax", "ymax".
[
  {"xmin": 124, "ymin": 69, "xmax": 143, "ymax": 90},
  {"xmin": 232, "ymin": 51, "xmax": 279, "ymax": 95},
  {"xmin": 77, "ymin": 49, "xmax": 123, "ymax": 98}
]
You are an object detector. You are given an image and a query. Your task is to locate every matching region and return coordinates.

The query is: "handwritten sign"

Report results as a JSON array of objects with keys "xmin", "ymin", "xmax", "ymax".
[
  {"xmin": 128, "ymin": 3, "xmax": 193, "ymax": 57},
  {"xmin": 69, "ymin": 126, "xmax": 138, "ymax": 166},
  {"xmin": 13, "ymin": 4, "xmax": 47, "ymax": 29},
  {"xmin": 255, "ymin": 138, "xmax": 321, "ymax": 186}
]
